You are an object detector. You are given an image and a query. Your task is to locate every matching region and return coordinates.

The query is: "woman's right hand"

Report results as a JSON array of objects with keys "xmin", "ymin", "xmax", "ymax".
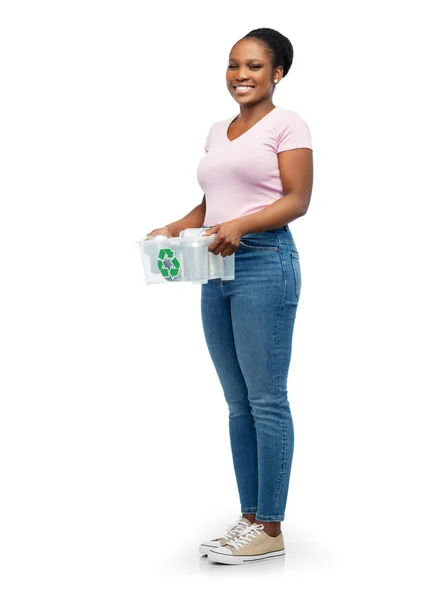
[{"xmin": 145, "ymin": 226, "xmax": 173, "ymax": 240}]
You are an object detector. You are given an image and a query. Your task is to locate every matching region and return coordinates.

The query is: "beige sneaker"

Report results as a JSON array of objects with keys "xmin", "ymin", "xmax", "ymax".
[
  {"xmin": 199, "ymin": 517, "xmax": 252, "ymax": 556},
  {"xmin": 207, "ymin": 523, "xmax": 285, "ymax": 564}
]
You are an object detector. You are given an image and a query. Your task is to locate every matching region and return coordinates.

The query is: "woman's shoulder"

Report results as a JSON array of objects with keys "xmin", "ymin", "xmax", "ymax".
[
  {"xmin": 273, "ymin": 107, "xmax": 312, "ymax": 151},
  {"xmin": 274, "ymin": 106, "xmax": 309, "ymax": 124},
  {"xmin": 213, "ymin": 113, "xmax": 238, "ymax": 128},
  {"xmin": 205, "ymin": 113, "xmax": 236, "ymax": 135}
]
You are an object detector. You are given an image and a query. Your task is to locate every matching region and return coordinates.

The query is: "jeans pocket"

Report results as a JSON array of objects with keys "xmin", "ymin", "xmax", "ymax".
[
  {"xmin": 239, "ymin": 239, "xmax": 279, "ymax": 251},
  {"xmin": 291, "ymin": 252, "xmax": 301, "ymax": 301}
]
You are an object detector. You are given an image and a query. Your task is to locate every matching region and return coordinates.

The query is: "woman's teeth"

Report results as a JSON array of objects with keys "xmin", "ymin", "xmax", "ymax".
[{"xmin": 234, "ymin": 86, "xmax": 254, "ymax": 94}]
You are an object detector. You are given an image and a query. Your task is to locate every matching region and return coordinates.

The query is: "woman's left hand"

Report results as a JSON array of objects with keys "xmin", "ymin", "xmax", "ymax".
[{"xmin": 202, "ymin": 220, "xmax": 244, "ymax": 257}]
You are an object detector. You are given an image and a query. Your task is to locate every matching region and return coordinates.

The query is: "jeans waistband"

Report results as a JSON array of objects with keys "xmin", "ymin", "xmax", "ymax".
[{"xmin": 204, "ymin": 224, "xmax": 290, "ymax": 232}]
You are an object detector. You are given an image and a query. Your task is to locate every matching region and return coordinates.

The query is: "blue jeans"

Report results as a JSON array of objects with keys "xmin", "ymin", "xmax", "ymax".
[{"xmin": 200, "ymin": 225, "xmax": 301, "ymax": 522}]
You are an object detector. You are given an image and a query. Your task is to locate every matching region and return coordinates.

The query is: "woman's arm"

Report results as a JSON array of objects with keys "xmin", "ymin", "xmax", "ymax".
[
  {"xmin": 165, "ymin": 195, "xmax": 206, "ymax": 236},
  {"xmin": 234, "ymin": 148, "xmax": 313, "ymax": 235}
]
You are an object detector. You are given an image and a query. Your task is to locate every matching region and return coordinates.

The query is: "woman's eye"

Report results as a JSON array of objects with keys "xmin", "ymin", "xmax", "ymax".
[{"xmin": 227, "ymin": 65, "xmax": 261, "ymax": 69}]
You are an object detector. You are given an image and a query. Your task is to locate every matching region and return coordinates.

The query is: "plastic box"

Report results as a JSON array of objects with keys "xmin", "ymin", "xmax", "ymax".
[{"xmin": 137, "ymin": 228, "xmax": 235, "ymax": 285}]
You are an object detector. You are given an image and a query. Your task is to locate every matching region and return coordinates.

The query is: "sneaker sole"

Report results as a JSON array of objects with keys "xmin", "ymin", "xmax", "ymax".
[
  {"xmin": 199, "ymin": 544, "xmax": 217, "ymax": 555},
  {"xmin": 207, "ymin": 548, "xmax": 285, "ymax": 565}
]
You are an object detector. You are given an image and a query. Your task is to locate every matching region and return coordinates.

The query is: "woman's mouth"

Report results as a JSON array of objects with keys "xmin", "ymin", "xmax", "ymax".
[{"xmin": 233, "ymin": 86, "xmax": 254, "ymax": 95}]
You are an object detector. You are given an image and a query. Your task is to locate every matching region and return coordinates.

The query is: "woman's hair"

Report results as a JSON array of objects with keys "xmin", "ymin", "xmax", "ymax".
[{"xmin": 241, "ymin": 28, "xmax": 294, "ymax": 78}]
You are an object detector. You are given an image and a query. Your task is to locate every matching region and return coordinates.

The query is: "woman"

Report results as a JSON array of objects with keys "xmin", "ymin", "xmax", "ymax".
[{"xmin": 146, "ymin": 27, "xmax": 313, "ymax": 565}]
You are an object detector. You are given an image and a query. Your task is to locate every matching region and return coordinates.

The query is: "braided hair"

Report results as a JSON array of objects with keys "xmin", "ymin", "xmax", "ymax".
[{"xmin": 242, "ymin": 28, "xmax": 294, "ymax": 79}]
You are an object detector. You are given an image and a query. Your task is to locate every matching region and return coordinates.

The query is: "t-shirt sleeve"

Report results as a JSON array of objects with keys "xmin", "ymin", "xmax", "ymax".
[
  {"xmin": 276, "ymin": 112, "xmax": 312, "ymax": 153},
  {"xmin": 204, "ymin": 124, "xmax": 214, "ymax": 153}
]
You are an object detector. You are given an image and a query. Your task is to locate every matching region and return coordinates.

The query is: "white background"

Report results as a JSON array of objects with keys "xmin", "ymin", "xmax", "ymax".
[{"xmin": 1, "ymin": 0, "xmax": 446, "ymax": 597}]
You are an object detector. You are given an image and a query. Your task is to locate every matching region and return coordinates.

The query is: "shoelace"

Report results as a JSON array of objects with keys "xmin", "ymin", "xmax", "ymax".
[
  {"xmin": 226, "ymin": 523, "xmax": 265, "ymax": 549},
  {"xmin": 221, "ymin": 519, "xmax": 251, "ymax": 542}
]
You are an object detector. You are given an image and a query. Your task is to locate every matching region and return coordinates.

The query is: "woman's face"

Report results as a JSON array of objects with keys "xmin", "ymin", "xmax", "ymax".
[{"xmin": 226, "ymin": 38, "xmax": 281, "ymax": 107}]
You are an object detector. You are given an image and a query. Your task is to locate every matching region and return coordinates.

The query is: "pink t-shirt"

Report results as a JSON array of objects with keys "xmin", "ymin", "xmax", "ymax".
[{"xmin": 196, "ymin": 106, "xmax": 312, "ymax": 226}]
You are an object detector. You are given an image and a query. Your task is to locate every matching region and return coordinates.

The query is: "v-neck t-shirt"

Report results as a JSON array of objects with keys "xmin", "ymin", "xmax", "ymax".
[{"xmin": 196, "ymin": 106, "xmax": 312, "ymax": 226}]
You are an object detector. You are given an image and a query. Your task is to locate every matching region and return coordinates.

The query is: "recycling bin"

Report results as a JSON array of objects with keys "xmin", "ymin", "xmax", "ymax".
[{"xmin": 137, "ymin": 228, "xmax": 235, "ymax": 285}]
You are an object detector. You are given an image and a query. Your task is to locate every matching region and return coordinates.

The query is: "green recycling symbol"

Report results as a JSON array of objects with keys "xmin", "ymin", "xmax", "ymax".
[{"xmin": 157, "ymin": 248, "xmax": 181, "ymax": 279}]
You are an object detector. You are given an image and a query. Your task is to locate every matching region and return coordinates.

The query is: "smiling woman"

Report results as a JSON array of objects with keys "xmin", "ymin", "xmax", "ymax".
[
  {"xmin": 194, "ymin": 27, "xmax": 314, "ymax": 566},
  {"xmin": 196, "ymin": 29, "xmax": 312, "ymax": 232}
]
